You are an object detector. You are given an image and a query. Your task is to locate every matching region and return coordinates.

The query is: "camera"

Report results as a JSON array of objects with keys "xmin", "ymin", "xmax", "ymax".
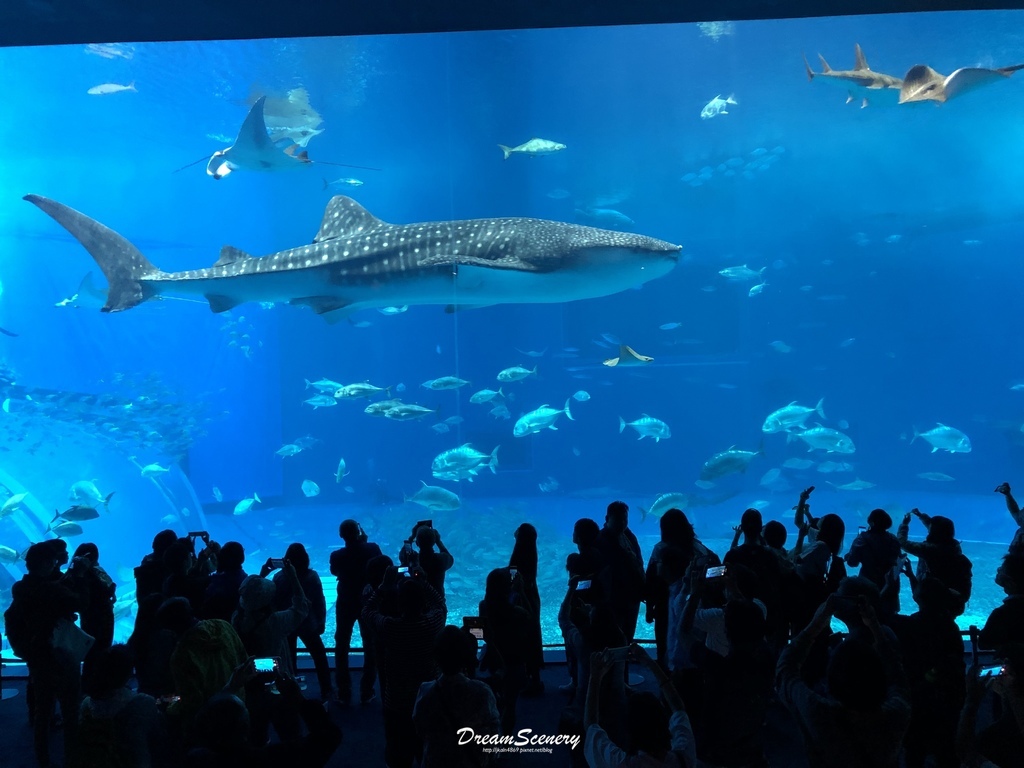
[
  {"xmin": 705, "ymin": 565, "xmax": 728, "ymax": 579},
  {"xmin": 397, "ymin": 566, "xmax": 412, "ymax": 578},
  {"xmin": 268, "ymin": 558, "xmax": 286, "ymax": 570}
]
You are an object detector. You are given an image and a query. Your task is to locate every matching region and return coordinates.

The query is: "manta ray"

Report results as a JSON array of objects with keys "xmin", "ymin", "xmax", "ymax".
[
  {"xmin": 603, "ymin": 345, "xmax": 654, "ymax": 367},
  {"xmin": 56, "ymin": 272, "xmax": 108, "ymax": 309},
  {"xmin": 803, "ymin": 44, "xmax": 903, "ymax": 107},
  {"xmin": 898, "ymin": 61, "xmax": 1024, "ymax": 104},
  {"xmin": 206, "ymin": 96, "xmax": 312, "ymax": 179},
  {"xmin": 24, "ymin": 195, "xmax": 681, "ymax": 321}
]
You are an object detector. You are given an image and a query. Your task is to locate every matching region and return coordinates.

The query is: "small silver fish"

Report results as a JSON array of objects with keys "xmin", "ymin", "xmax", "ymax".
[{"xmin": 87, "ymin": 81, "xmax": 137, "ymax": 95}]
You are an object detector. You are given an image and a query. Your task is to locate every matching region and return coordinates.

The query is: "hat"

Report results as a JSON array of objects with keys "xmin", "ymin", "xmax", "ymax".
[{"xmin": 238, "ymin": 575, "xmax": 276, "ymax": 612}]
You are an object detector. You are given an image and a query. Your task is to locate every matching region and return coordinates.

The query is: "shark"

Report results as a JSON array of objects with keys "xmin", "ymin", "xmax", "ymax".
[
  {"xmin": 206, "ymin": 96, "xmax": 312, "ymax": 179},
  {"xmin": 803, "ymin": 44, "xmax": 903, "ymax": 107},
  {"xmin": 24, "ymin": 195, "xmax": 681, "ymax": 320},
  {"xmin": 898, "ymin": 61, "xmax": 1024, "ymax": 104}
]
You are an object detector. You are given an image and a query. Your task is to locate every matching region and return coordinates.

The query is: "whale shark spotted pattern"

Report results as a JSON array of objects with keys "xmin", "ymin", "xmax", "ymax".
[{"xmin": 24, "ymin": 195, "xmax": 681, "ymax": 320}]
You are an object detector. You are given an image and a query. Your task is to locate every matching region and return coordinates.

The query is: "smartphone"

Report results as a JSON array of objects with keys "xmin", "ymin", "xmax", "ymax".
[
  {"xmin": 187, "ymin": 531, "xmax": 207, "ymax": 539},
  {"xmin": 575, "ymin": 579, "xmax": 592, "ymax": 590},
  {"xmin": 509, "ymin": 566, "xmax": 518, "ymax": 580},
  {"xmin": 269, "ymin": 558, "xmax": 285, "ymax": 570},
  {"xmin": 415, "ymin": 519, "xmax": 433, "ymax": 530},
  {"xmin": 980, "ymin": 664, "xmax": 1005, "ymax": 678},
  {"xmin": 462, "ymin": 616, "xmax": 484, "ymax": 640},
  {"xmin": 858, "ymin": 526, "xmax": 867, "ymax": 532},
  {"xmin": 705, "ymin": 565, "xmax": 728, "ymax": 579},
  {"xmin": 605, "ymin": 645, "xmax": 630, "ymax": 663},
  {"xmin": 254, "ymin": 657, "xmax": 279, "ymax": 680},
  {"xmin": 397, "ymin": 566, "xmax": 411, "ymax": 577}
]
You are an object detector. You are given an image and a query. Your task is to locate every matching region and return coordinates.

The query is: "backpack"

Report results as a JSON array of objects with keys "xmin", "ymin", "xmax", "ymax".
[
  {"xmin": 3, "ymin": 598, "xmax": 30, "ymax": 660},
  {"xmin": 946, "ymin": 552, "xmax": 973, "ymax": 603}
]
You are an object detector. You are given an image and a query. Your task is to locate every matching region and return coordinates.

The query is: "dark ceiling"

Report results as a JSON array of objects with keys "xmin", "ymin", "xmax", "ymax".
[{"xmin": 2, "ymin": 0, "xmax": 1023, "ymax": 48}]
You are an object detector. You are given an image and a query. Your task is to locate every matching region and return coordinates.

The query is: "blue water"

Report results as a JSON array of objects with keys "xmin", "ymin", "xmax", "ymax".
[{"xmin": 0, "ymin": 11, "xmax": 1023, "ymax": 646}]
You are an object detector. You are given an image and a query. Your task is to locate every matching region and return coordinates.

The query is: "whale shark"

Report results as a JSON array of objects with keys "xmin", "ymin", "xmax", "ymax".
[
  {"xmin": 24, "ymin": 195, "xmax": 681, "ymax": 320},
  {"xmin": 206, "ymin": 96, "xmax": 312, "ymax": 179},
  {"xmin": 898, "ymin": 61, "xmax": 1024, "ymax": 104},
  {"xmin": 803, "ymin": 44, "xmax": 903, "ymax": 107}
]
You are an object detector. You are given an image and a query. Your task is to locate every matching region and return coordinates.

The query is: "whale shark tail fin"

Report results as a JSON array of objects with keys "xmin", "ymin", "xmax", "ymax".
[{"xmin": 24, "ymin": 195, "xmax": 162, "ymax": 312}]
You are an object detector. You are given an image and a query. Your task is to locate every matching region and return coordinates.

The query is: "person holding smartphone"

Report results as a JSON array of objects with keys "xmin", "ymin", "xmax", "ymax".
[
  {"xmin": 845, "ymin": 509, "xmax": 903, "ymax": 616},
  {"xmin": 414, "ymin": 524, "xmax": 455, "ymax": 602},
  {"xmin": 584, "ymin": 644, "xmax": 695, "ymax": 768}
]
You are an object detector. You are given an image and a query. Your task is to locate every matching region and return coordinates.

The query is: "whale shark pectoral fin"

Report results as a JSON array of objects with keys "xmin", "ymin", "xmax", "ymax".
[
  {"xmin": 205, "ymin": 294, "xmax": 242, "ymax": 313},
  {"xmin": 290, "ymin": 296, "xmax": 355, "ymax": 316},
  {"xmin": 214, "ymin": 245, "xmax": 253, "ymax": 268}
]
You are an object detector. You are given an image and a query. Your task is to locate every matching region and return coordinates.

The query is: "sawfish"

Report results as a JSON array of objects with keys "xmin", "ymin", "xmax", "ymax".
[
  {"xmin": 898, "ymin": 61, "xmax": 1024, "ymax": 104},
  {"xmin": 803, "ymin": 44, "xmax": 903, "ymax": 107},
  {"xmin": 24, "ymin": 195, "xmax": 681, "ymax": 320}
]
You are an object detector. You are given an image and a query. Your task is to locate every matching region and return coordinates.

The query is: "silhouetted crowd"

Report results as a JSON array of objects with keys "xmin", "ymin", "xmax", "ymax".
[{"xmin": 4, "ymin": 482, "xmax": 1024, "ymax": 768}]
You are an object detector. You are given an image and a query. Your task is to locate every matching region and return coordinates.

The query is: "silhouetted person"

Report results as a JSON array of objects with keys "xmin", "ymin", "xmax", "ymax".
[
  {"xmin": 890, "ymin": 576, "xmax": 965, "ymax": 768},
  {"xmin": 794, "ymin": 511, "xmax": 846, "ymax": 631},
  {"xmin": 846, "ymin": 509, "xmax": 902, "ymax": 615},
  {"xmin": 777, "ymin": 594, "xmax": 911, "ymax": 768},
  {"xmin": 330, "ymin": 519, "xmax": 383, "ymax": 705},
  {"xmin": 479, "ymin": 567, "xmax": 533, "ymax": 734},
  {"xmin": 203, "ymin": 541, "xmax": 247, "ymax": 622},
  {"xmin": 413, "ymin": 626, "xmax": 500, "ymax": 767},
  {"xmin": 646, "ymin": 509, "xmax": 707, "ymax": 669},
  {"xmin": 583, "ymin": 645, "xmax": 695, "ymax": 768},
  {"xmin": 135, "ymin": 529, "xmax": 178, "ymax": 602},
  {"xmin": 8, "ymin": 543, "xmax": 82, "ymax": 768},
  {"xmin": 272, "ymin": 543, "xmax": 332, "ymax": 700},
  {"xmin": 596, "ymin": 501, "xmax": 645, "ymax": 643},
  {"xmin": 65, "ymin": 542, "xmax": 115, "ymax": 697},
  {"xmin": 415, "ymin": 524, "xmax": 455, "ymax": 599},
  {"xmin": 187, "ymin": 667, "xmax": 342, "ymax": 768},
  {"xmin": 995, "ymin": 482, "xmax": 1024, "ymax": 554},
  {"xmin": 78, "ymin": 644, "xmax": 164, "ymax": 768},
  {"xmin": 127, "ymin": 593, "xmax": 176, "ymax": 697},
  {"xmin": 509, "ymin": 522, "xmax": 544, "ymax": 694},
  {"xmin": 157, "ymin": 596, "xmax": 247, "ymax": 744},
  {"xmin": 979, "ymin": 553, "xmax": 1024, "ymax": 653},
  {"xmin": 573, "ymin": 517, "xmax": 606, "ymax": 579},
  {"xmin": 724, "ymin": 508, "xmax": 782, "ymax": 645},
  {"xmin": 692, "ymin": 599, "xmax": 773, "ymax": 768},
  {"xmin": 363, "ymin": 568, "xmax": 446, "ymax": 768},
  {"xmin": 898, "ymin": 509, "xmax": 972, "ymax": 616},
  {"xmin": 162, "ymin": 536, "xmax": 214, "ymax": 616}
]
